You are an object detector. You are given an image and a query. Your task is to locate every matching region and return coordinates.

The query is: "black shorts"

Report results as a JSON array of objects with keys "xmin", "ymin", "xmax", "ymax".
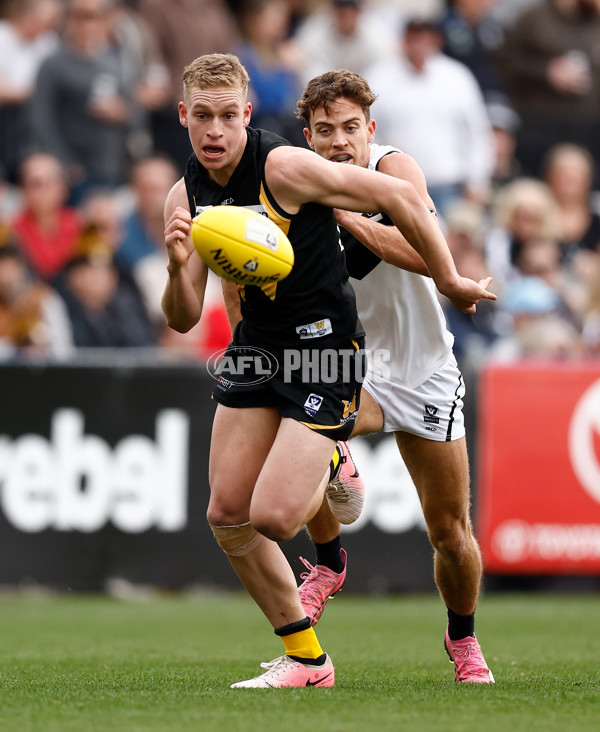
[{"xmin": 211, "ymin": 325, "xmax": 366, "ymax": 442}]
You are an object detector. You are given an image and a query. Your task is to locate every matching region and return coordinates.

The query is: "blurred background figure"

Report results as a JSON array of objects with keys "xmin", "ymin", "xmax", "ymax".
[
  {"xmin": 367, "ymin": 15, "xmax": 494, "ymax": 217},
  {"xmin": 114, "ymin": 154, "xmax": 178, "ymax": 324},
  {"xmin": 28, "ymin": 0, "xmax": 148, "ymax": 204},
  {"xmin": 78, "ymin": 188, "xmax": 125, "ymax": 258},
  {"xmin": 484, "ymin": 177, "xmax": 561, "ymax": 293},
  {"xmin": 440, "ymin": 199, "xmax": 501, "ymax": 365},
  {"xmin": 9, "ymin": 152, "xmax": 83, "ymax": 283},
  {"xmin": 54, "ymin": 224, "xmax": 156, "ymax": 348},
  {"xmin": 136, "ymin": 0, "xmax": 240, "ymax": 170},
  {"xmin": 495, "ymin": 0, "xmax": 600, "ymax": 184},
  {"xmin": 440, "ymin": 0, "xmax": 507, "ymax": 101},
  {"xmin": 542, "ymin": 143, "xmax": 600, "ymax": 268},
  {"xmin": 581, "ymin": 260, "xmax": 600, "ymax": 354},
  {"xmin": 235, "ymin": 0, "xmax": 304, "ymax": 145},
  {"xmin": 0, "ymin": 225, "xmax": 73, "ymax": 360},
  {"xmin": 294, "ymin": 0, "xmax": 396, "ymax": 88},
  {"xmin": 485, "ymin": 92, "xmax": 521, "ymax": 191},
  {"xmin": 0, "ymin": 0, "xmax": 62, "ymax": 183},
  {"xmin": 489, "ymin": 275, "xmax": 582, "ymax": 361}
]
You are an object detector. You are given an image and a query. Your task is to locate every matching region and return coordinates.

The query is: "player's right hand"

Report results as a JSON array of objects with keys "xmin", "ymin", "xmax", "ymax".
[
  {"xmin": 164, "ymin": 206, "xmax": 194, "ymax": 268},
  {"xmin": 442, "ymin": 275, "xmax": 497, "ymax": 314}
]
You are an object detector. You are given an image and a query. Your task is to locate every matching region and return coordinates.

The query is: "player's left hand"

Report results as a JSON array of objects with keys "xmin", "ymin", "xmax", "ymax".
[{"xmin": 442, "ymin": 276, "xmax": 497, "ymax": 314}]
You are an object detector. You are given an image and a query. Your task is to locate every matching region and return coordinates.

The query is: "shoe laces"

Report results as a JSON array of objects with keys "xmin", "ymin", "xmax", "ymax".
[
  {"xmin": 450, "ymin": 637, "xmax": 489, "ymax": 678},
  {"xmin": 259, "ymin": 655, "xmax": 295, "ymax": 677},
  {"xmin": 299, "ymin": 557, "xmax": 337, "ymax": 601}
]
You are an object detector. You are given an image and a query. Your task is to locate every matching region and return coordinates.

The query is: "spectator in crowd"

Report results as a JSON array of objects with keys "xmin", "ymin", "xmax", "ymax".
[
  {"xmin": 495, "ymin": 0, "xmax": 600, "ymax": 183},
  {"xmin": 107, "ymin": 0, "xmax": 171, "ymax": 158},
  {"xmin": 440, "ymin": 0, "xmax": 507, "ymax": 100},
  {"xmin": 485, "ymin": 92, "xmax": 521, "ymax": 190},
  {"xmin": 484, "ymin": 177, "xmax": 561, "ymax": 293},
  {"xmin": 55, "ymin": 224, "xmax": 156, "ymax": 348},
  {"xmin": 28, "ymin": 0, "xmax": 148, "ymax": 204},
  {"xmin": 0, "ymin": 0, "xmax": 62, "ymax": 182},
  {"xmin": 441, "ymin": 200, "xmax": 500, "ymax": 363},
  {"xmin": 294, "ymin": 0, "xmax": 396, "ymax": 87},
  {"xmin": 136, "ymin": 0, "xmax": 240, "ymax": 170},
  {"xmin": 542, "ymin": 143, "xmax": 600, "ymax": 268},
  {"xmin": 489, "ymin": 275, "xmax": 582, "ymax": 360},
  {"xmin": 10, "ymin": 152, "xmax": 83, "ymax": 282},
  {"xmin": 0, "ymin": 225, "xmax": 73, "ymax": 360},
  {"xmin": 235, "ymin": 0, "xmax": 304, "ymax": 145},
  {"xmin": 78, "ymin": 188, "xmax": 125, "ymax": 256},
  {"xmin": 114, "ymin": 155, "xmax": 178, "ymax": 323},
  {"xmin": 367, "ymin": 16, "xmax": 494, "ymax": 217},
  {"xmin": 581, "ymin": 260, "xmax": 600, "ymax": 354}
]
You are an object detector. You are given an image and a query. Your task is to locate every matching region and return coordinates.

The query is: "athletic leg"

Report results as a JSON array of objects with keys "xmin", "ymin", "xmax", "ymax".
[
  {"xmin": 395, "ymin": 431, "xmax": 493, "ymax": 683},
  {"xmin": 394, "ymin": 433, "xmax": 481, "ymax": 616}
]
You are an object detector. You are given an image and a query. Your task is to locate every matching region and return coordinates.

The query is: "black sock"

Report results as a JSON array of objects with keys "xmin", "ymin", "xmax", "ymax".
[
  {"xmin": 315, "ymin": 535, "xmax": 344, "ymax": 574},
  {"xmin": 289, "ymin": 652, "xmax": 327, "ymax": 665},
  {"xmin": 447, "ymin": 608, "xmax": 475, "ymax": 640}
]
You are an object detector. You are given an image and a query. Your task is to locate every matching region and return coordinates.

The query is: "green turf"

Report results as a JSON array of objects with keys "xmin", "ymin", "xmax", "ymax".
[{"xmin": 0, "ymin": 591, "xmax": 598, "ymax": 731}]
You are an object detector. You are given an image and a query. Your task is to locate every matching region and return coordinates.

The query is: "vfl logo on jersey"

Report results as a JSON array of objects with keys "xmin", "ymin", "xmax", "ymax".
[
  {"xmin": 304, "ymin": 393, "xmax": 324, "ymax": 417},
  {"xmin": 423, "ymin": 404, "xmax": 440, "ymax": 424},
  {"xmin": 295, "ymin": 318, "xmax": 333, "ymax": 340},
  {"xmin": 221, "ymin": 197, "xmax": 234, "ymax": 205}
]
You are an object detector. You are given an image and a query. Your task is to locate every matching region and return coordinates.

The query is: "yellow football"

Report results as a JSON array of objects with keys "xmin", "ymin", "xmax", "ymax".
[{"xmin": 191, "ymin": 206, "xmax": 294, "ymax": 286}]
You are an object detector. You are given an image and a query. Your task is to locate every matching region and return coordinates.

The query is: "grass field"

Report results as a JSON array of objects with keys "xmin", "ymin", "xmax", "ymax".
[{"xmin": 1, "ymin": 591, "xmax": 598, "ymax": 731}]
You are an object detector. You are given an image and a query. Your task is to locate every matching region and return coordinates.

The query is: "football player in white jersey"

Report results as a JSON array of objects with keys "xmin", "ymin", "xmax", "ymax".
[{"xmin": 296, "ymin": 70, "xmax": 495, "ymax": 684}]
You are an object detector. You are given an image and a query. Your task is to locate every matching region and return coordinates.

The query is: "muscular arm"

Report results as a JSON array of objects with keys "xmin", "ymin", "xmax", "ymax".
[
  {"xmin": 334, "ymin": 151, "xmax": 431, "ymax": 277},
  {"xmin": 161, "ymin": 178, "xmax": 208, "ymax": 332},
  {"xmin": 265, "ymin": 146, "xmax": 496, "ymax": 313}
]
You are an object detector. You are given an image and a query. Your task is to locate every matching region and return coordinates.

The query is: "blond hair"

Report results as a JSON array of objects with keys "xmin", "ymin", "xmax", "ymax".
[
  {"xmin": 297, "ymin": 70, "xmax": 377, "ymax": 127},
  {"xmin": 182, "ymin": 54, "xmax": 250, "ymax": 99},
  {"xmin": 492, "ymin": 177, "xmax": 561, "ymax": 240}
]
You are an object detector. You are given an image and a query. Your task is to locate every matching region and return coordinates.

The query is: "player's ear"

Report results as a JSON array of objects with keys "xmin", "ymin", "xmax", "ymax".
[
  {"xmin": 304, "ymin": 127, "xmax": 314, "ymax": 150},
  {"xmin": 367, "ymin": 118, "xmax": 376, "ymax": 143},
  {"xmin": 178, "ymin": 101, "xmax": 188, "ymax": 128},
  {"xmin": 243, "ymin": 101, "xmax": 252, "ymax": 126}
]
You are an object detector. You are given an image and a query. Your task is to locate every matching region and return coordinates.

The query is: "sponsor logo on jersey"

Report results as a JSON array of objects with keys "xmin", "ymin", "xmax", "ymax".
[
  {"xmin": 295, "ymin": 318, "xmax": 333, "ymax": 340},
  {"xmin": 423, "ymin": 404, "xmax": 440, "ymax": 424},
  {"xmin": 340, "ymin": 392, "xmax": 358, "ymax": 425},
  {"xmin": 304, "ymin": 393, "xmax": 324, "ymax": 416}
]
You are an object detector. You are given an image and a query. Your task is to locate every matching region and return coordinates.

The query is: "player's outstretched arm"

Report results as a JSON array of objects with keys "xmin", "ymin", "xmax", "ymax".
[
  {"xmin": 266, "ymin": 147, "xmax": 497, "ymax": 313},
  {"xmin": 334, "ymin": 207, "xmax": 430, "ymax": 276},
  {"xmin": 161, "ymin": 179, "xmax": 208, "ymax": 332}
]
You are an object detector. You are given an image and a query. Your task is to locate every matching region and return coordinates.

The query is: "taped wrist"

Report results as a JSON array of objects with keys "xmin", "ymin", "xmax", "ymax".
[{"xmin": 209, "ymin": 521, "xmax": 261, "ymax": 556}]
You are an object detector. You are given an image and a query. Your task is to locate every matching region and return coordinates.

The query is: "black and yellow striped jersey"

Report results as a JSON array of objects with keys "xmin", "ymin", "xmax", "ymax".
[{"xmin": 184, "ymin": 127, "xmax": 361, "ymax": 344}]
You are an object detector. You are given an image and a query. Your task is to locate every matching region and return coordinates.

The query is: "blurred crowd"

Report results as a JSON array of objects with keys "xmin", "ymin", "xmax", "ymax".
[{"xmin": 1, "ymin": 0, "xmax": 600, "ymax": 367}]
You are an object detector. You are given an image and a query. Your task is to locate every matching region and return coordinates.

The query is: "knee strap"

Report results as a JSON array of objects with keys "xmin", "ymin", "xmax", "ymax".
[{"xmin": 209, "ymin": 521, "xmax": 262, "ymax": 556}]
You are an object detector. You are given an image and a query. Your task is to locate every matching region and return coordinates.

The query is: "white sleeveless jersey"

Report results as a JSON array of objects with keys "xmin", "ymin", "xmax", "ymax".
[{"xmin": 350, "ymin": 143, "xmax": 454, "ymax": 389}]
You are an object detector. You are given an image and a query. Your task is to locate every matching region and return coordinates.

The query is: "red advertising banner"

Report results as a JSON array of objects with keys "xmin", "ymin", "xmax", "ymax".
[{"xmin": 477, "ymin": 362, "xmax": 600, "ymax": 574}]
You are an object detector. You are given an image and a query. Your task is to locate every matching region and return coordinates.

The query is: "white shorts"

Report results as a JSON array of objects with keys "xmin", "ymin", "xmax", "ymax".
[{"xmin": 363, "ymin": 354, "xmax": 466, "ymax": 441}]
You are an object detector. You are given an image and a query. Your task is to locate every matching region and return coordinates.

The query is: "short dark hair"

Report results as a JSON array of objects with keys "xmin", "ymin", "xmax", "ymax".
[{"xmin": 296, "ymin": 69, "xmax": 377, "ymax": 127}]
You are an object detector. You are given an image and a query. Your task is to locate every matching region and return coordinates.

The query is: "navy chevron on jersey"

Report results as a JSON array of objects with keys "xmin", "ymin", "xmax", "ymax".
[{"xmin": 184, "ymin": 126, "xmax": 361, "ymax": 344}]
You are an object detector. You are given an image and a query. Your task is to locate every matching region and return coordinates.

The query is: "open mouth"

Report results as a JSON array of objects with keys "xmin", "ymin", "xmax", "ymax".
[
  {"xmin": 330, "ymin": 153, "xmax": 352, "ymax": 163},
  {"xmin": 202, "ymin": 146, "xmax": 226, "ymax": 158}
]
